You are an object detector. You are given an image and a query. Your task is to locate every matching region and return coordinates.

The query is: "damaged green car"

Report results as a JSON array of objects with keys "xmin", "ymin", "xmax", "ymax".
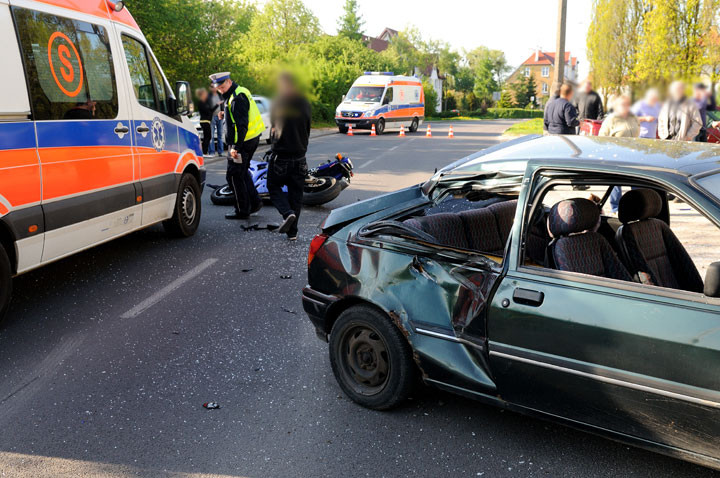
[{"xmin": 302, "ymin": 135, "xmax": 720, "ymax": 469}]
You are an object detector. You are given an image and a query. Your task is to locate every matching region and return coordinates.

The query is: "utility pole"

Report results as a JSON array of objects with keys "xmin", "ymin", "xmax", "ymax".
[{"xmin": 552, "ymin": 0, "xmax": 568, "ymax": 96}]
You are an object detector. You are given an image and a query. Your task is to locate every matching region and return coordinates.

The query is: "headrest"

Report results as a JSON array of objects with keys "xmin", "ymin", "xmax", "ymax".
[
  {"xmin": 548, "ymin": 198, "xmax": 600, "ymax": 238},
  {"xmin": 618, "ymin": 189, "xmax": 662, "ymax": 223}
]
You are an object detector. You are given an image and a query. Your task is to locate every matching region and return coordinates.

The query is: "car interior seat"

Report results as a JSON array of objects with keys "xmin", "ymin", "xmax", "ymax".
[
  {"xmin": 548, "ymin": 198, "xmax": 632, "ymax": 281},
  {"xmin": 615, "ymin": 189, "xmax": 704, "ymax": 293}
]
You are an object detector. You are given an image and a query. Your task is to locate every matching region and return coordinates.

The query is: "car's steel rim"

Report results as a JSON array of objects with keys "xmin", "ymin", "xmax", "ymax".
[
  {"xmin": 181, "ymin": 187, "xmax": 197, "ymax": 225},
  {"xmin": 339, "ymin": 324, "xmax": 390, "ymax": 395}
]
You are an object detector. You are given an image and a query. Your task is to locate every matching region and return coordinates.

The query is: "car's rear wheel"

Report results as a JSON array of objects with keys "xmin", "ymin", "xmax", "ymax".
[
  {"xmin": 329, "ymin": 305, "xmax": 415, "ymax": 410},
  {"xmin": 0, "ymin": 246, "xmax": 12, "ymax": 324},
  {"xmin": 409, "ymin": 117, "xmax": 419, "ymax": 133},
  {"xmin": 163, "ymin": 173, "xmax": 202, "ymax": 237}
]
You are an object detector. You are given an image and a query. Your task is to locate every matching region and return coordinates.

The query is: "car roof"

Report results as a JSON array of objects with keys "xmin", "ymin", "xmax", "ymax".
[{"xmin": 450, "ymin": 135, "xmax": 720, "ymax": 178}]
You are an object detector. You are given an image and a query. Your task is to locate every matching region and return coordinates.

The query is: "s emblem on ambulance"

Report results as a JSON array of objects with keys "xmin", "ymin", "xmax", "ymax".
[{"xmin": 151, "ymin": 118, "xmax": 165, "ymax": 152}]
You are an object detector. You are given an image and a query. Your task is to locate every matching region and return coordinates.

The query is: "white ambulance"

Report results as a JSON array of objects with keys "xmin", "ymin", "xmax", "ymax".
[{"xmin": 335, "ymin": 72, "xmax": 424, "ymax": 135}]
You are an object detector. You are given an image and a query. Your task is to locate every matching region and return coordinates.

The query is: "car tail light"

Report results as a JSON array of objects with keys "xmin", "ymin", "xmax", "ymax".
[{"xmin": 308, "ymin": 234, "xmax": 328, "ymax": 267}]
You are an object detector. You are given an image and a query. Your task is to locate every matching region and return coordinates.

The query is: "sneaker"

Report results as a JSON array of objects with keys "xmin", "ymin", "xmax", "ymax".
[
  {"xmin": 278, "ymin": 213, "xmax": 296, "ymax": 234},
  {"xmin": 287, "ymin": 233, "xmax": 298, "ymax": 241}
]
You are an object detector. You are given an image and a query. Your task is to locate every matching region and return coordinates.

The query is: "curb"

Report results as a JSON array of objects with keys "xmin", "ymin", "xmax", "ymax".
[{"xmin": 203, "ymin": 129, "xmax": 338, "ymax": 166}]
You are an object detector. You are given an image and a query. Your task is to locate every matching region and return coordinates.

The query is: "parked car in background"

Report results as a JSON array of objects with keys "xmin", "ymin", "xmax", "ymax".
[
  {"xmin": 0, "ymin": 0, "xmax": 204, "ymax": 321},
  {"xmin": 303, "ymin": 135, "xmax": 720, "ymax": 470},
  {"xmin": 253, "ymin": 95, "xmax": 272, "ymax": 144}
]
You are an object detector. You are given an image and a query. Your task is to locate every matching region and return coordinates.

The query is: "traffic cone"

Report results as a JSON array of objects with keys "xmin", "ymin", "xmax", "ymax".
[
  {"xmin": 370, "ymin": 124, "xmax": 377, "ymax": 136},
  {"xmin": 448, "ymin": 126, "xmax": 454, "ymax": 138},
  {"xmin": 398, "ymin": 125, "xmax": 405, "ymax": 137},
  {"xmin": 426, "ymin": 124, "xmax": 432, "ymax": 137},
  {"xmin": 347, "ymin": 124, "xmax": 354, "ymax": 136}
]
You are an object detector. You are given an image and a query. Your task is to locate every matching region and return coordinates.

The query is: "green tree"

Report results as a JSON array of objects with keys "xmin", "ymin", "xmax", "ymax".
[
  {"xmin": 245, "ymin": 0, "xmax": 320, "ymax": 53},
  {"xmin": 472, "ymin": 58, "xmax": 498, "ymax": 104},
  {"xmin": 511, "ymin": 75, "xmax": 538, "ymax": 108},
  {"xmin": 497, "ymin": 89, "xmax": 516, "ymax": 108},
  {"xmin": 466, "ymin": 46, "xmax": 510, "ymax": 87},
  {"xmin": 337, "ymin": 0, "xmax": 364, "ymax": 41},
  {"xmin": 125, "ymin": 0, "xmax": 255, "ymax": 88},
  {"xmin": 423, "ymin": 80, "xmax": 439, "ymax": 116}
]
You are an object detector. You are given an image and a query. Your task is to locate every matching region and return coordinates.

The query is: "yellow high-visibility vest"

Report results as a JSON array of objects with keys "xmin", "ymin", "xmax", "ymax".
[{"xmin": 227, "ymin": 85, "xmax": 265, "ymax": 143}]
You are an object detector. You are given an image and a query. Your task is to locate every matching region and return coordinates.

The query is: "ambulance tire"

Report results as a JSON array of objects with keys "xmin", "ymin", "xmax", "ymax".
[
  {"xmin": 375, "ymin": 119, "xmax": 385, "ymax": 135},
  {"xmin": 164, "ymin": 173, "xmax": 202, "ymax": 237},
  {"xmin": 409, "ymin": 117, "xmax": 419, "ymax": 133},
  {"xmin": 338, "ymin": 125, "xmax": 348, "ymax": 134},
  {"xmin": 0, "ymin": 246, "xmax": 12, "ymax": 324}
]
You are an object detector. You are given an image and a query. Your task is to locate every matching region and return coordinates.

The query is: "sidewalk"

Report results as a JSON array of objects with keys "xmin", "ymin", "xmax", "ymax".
[{"xmin": 203, "ymin": 128, "xmax": 337, "ymax": 165}]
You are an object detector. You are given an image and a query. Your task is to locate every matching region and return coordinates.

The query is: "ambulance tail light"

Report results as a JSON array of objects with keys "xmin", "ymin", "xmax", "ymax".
[{"xmin": 308, "ymin": 234, "xmax": 328, "ymax": 268}]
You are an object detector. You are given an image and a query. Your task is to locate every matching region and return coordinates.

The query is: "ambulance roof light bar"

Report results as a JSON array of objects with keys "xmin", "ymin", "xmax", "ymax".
[{"xmin": 364, "ymin": 72, "xmax": 394, "ymax": 76}]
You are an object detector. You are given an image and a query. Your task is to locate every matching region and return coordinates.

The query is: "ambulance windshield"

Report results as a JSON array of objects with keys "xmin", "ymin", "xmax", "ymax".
[{"xmin": 346, "ymin": 86, "xmax": 384, "ymax": 102}]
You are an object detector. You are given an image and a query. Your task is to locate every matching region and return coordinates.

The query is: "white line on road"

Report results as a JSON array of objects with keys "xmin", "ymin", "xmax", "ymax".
[
  {"xmin": 358, "ymin": 159, "xmax": 376, "ymax": 169},
  {"xmin": 120, "ymin": 258, "xmax": 218, "ymax": 319}
]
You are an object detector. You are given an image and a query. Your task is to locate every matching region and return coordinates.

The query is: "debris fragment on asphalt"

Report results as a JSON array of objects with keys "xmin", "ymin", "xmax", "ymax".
[
  {"xmin": 280, "ymin": 274, "xmax": 292, "ymax": 279},
  {"xmin": 241, "ymin": 268, "xmax": 254, "ymax": 273},
  {"xmin": 203, "ymin": 402, "xmax": 220, "ymax": 410},
  {"xmin": 281, "ymin": 307, "xmax": 297, "ymax": 314}
]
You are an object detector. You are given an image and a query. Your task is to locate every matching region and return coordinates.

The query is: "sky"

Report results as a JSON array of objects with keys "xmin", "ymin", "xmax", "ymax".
[{"xmin": 256, "ymin": 0, "xmax": 594, "ymax": 78}]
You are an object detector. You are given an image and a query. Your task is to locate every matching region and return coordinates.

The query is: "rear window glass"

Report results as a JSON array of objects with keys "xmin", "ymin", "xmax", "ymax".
[
  {"xmin": 13, "ymin": 7, "xmax": 118, "ymax": 121},
  {"xmin": 696, "ymin": 173, "xmax": 720, "ymax": 201}
]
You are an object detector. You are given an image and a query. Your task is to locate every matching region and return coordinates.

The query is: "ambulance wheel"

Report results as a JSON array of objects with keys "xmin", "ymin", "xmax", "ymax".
[
  {"xmin": 0, "ymin": 246, "xmax": 12, "ymax": 324},
  {"xmin": 164, "ymin": 173, "xmax": 202, "ymax": 237},
  {"xmin": 338, "ymin": 125, "xmax": 348, "ymax": 134},
  {"xmin": 409, "ymin": 117, "xmax": 419, "ymax": 133},
  {"xmin": 375, "ymin": 119, "xmax": 385, "ymax": 135}
]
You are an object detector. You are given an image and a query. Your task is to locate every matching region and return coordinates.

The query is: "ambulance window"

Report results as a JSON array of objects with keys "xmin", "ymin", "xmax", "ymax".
[
  {"xmin": 148, "ymin": 56, "xmax": 170, "ymax": 115},
  {"xmin": 122, "ymin": 35, "xmax": 157, "ymax": 111},
  {"xmin": 383, "ymin": 87, "xmax": 393, "ymax": 105},
  {"xmin": 12, "ymin": 7, "xmax": 119, "ymax": 121}
]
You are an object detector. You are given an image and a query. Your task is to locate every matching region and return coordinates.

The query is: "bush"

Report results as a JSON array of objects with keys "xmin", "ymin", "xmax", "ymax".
[
  {"xmin": 427, "ymin": 108, "xmax": 542, "ymax": 119},
  {"xmin": 423, "ymin": 81, "xmax": 439, "ymax": 118},
  {"xmin": 311, "ymin": 101, "xmax": 334, "ymax": 124}
]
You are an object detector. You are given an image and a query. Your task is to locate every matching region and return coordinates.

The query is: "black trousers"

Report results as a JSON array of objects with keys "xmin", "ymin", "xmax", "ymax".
[
  {"xmin": 268, "ymin": 156, "xmax": 307, "ymax": 236},
  {"xmin": 200, "ymin": 122, "xmax": 211, "ymax": 154},
  {"xmin": 226, "ymin": 136, "xmax": 261, "ymax": 215}
]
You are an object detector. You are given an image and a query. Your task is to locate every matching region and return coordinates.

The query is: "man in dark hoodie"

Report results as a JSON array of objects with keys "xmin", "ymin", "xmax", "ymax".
[
  {"xmin": 210, "ymin": 72, "xmax": 264, "ymax": 220},
  {"xmin": 543, "ymin": 83, "xmax": 579, "ymax": 134},
  {"xmin": 268, "ymin": 72, "xmax": 311, "ymax": 241}
]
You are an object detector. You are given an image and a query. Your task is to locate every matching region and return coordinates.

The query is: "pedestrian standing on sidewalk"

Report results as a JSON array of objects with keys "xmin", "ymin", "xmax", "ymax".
[
  {"xmin": 195, "ymin": 88, "xmax": 213, "ymax": 155},
  {"xmin": 268, "ymin": 72, "xmax": 311, "ymax": 241},
  {"xmin": 543, "ymin": 83, "xmax": 579, "ymax": 135},
  {"xmin": 692, "ymin": 83, "xmax": 710, "ymax": 142},
  {"xmin": 599, "ymin": 94, "xmax": 640, "ymax": 213},
  {"xmin": 210, "ymin": 71, "xmax": 264, "ymax": 220},
  {"xmin": 631, "ymin": 88, "xmax": 661, "ymax": 139},
  {"xmin": 658, "ymin": 81, "xmax": 702, "ymax": 141},
  {"xmin": 208, "ymin": 86, "xmax": 225, "ymax": 156},
  {"xmin": 573, "ymin": 79, "xmax": 604, "ymax": 128}
]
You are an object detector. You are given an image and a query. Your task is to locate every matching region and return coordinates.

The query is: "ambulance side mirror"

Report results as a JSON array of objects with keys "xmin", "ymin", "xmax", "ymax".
[{"xmin": 175, "ymin": 81, "xmax": 191, "ymax": 116}]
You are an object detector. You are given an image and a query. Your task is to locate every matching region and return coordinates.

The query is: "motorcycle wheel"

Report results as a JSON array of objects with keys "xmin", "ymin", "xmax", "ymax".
[
  {"xmin": 303, "ymin": 177, "xmax": 344, "ymax": 206},
  {"xmin": 210, "ymin": 184, "xmax": 236, "ymax": 206}
]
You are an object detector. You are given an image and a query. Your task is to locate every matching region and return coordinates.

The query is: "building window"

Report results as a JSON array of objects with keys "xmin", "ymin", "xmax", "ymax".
[
  {"xmin": 524, "ymin": 67, "xmax": 530, "ymax": 77},
  {"xmin": 542, "ymin": 83, "xmax": 548, "ymax": 94},
  {"xmin": 541, "ymin": 66, "xmax": 549, "ymax": 77}
]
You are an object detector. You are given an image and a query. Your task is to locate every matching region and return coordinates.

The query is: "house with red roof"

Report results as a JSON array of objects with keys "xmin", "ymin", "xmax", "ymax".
[{"xmin": 506, "ymin": 50, "xmax": 580, "ymax": 106}]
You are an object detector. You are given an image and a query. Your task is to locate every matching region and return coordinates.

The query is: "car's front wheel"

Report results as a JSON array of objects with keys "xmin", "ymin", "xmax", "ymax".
[
  {"xmin": 163, "ymin": 173, "xmax": 202, "ymax": 237},
  {"xmin": 375, "ymin": 118, "xmax": 385, "ymax": 135},
  {"xmin": 338, "ymin": 125, "xmax": 349, "ymax": 134},
  {"xmin": 329, "ymin": 305, "xmax": 416, "ymax": 410}
]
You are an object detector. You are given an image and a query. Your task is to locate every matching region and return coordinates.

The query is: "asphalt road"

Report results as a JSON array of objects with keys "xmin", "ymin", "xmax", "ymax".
[{"xmin": 0, "ymin": 120, "xmax": 716, "ymax": 477}]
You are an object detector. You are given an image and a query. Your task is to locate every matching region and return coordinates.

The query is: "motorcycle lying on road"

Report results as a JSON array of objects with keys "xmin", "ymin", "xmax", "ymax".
[{"xmin": 210, "ymin": 152, "xmax": 354, "ymax": 207}]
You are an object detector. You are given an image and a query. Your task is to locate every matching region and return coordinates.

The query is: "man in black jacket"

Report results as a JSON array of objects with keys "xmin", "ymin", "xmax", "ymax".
[
  {"xmin": 210, "ymin": 72, "xmax": 263, "ymax": 220},
  {"xmin": 268, "ymin": 72, "xmax": 311, "ymax": 241},
  {"xmin": 195, "ymin": 88, "xmax": 212, "ymax": 155},
  {"xmin": 573, "ymin": 79, "xmax": 604, "ymax": 123},
  {"xmin": 544, "ymin": 83, "xmax": 579, "ymax": 135}
]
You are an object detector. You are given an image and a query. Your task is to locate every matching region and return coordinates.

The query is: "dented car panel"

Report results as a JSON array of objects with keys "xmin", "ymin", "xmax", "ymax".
[{"xmin": 303, "ymin": 135, "xmax": 720, "ymax": 470}]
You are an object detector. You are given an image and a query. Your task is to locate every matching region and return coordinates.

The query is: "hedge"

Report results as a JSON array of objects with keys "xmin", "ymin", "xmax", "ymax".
[{"xmin": 429, "ymin": 108, "xmax": 543, "ymax": 119}]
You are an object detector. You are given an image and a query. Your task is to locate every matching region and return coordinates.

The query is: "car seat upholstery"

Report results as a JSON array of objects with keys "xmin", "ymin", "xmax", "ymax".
[
  {"xmin": 548, "ymin": 198, "xmax": 632, "ymax": 281},
  {"xmin": 458, "ymin": 208, "xmax": 505, "ymax": 255},
  {"xmin": 615, "ymin": 189, "xmax": 704, "ymax": 293},
  {"xmin": 403, "ymin": 213, "xmax": 469, "ymax": 249}
]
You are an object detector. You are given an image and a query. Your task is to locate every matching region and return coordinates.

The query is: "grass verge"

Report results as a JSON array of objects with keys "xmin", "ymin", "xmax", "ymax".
[{"xmin": 503, "ymin": 118, "xmax": 543, "ymax": 136}]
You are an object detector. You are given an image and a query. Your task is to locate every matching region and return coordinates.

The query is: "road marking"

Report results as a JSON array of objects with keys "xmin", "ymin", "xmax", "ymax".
[
  {"xmin": 358, "ymin": 159, "xmax": 376, "ymax": 169},
  {"xmin": 120, "ymin": 258, "xmax": 218, "ymax": 319}
]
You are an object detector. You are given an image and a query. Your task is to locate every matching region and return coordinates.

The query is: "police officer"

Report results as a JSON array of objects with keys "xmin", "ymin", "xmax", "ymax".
[{"xmin": 209, "ymin": 72, "xmax": 263, "ymax": 220}]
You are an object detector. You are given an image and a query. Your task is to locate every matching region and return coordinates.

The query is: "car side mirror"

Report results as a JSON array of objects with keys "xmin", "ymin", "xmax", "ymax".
[
  {"xmin": 704, "ymin": 262, "xmax": 720, "ymax": 298},
  {"xmin": 175, "ymin": 81, "xmax": 191, "ymax": 116}
]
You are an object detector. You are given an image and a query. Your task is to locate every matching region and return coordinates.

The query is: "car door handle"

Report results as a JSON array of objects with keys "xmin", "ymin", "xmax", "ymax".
[
  {"xmin": 513, "ymin": 288, "xmax": 544, "ymax": 307},
  {"xmin": 114, "ymin": 125, "xmax": 129, "ymax": 134},
  {"xmin": 136, "ymin": 125, "xmax": 150, "ymax": 133}
]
